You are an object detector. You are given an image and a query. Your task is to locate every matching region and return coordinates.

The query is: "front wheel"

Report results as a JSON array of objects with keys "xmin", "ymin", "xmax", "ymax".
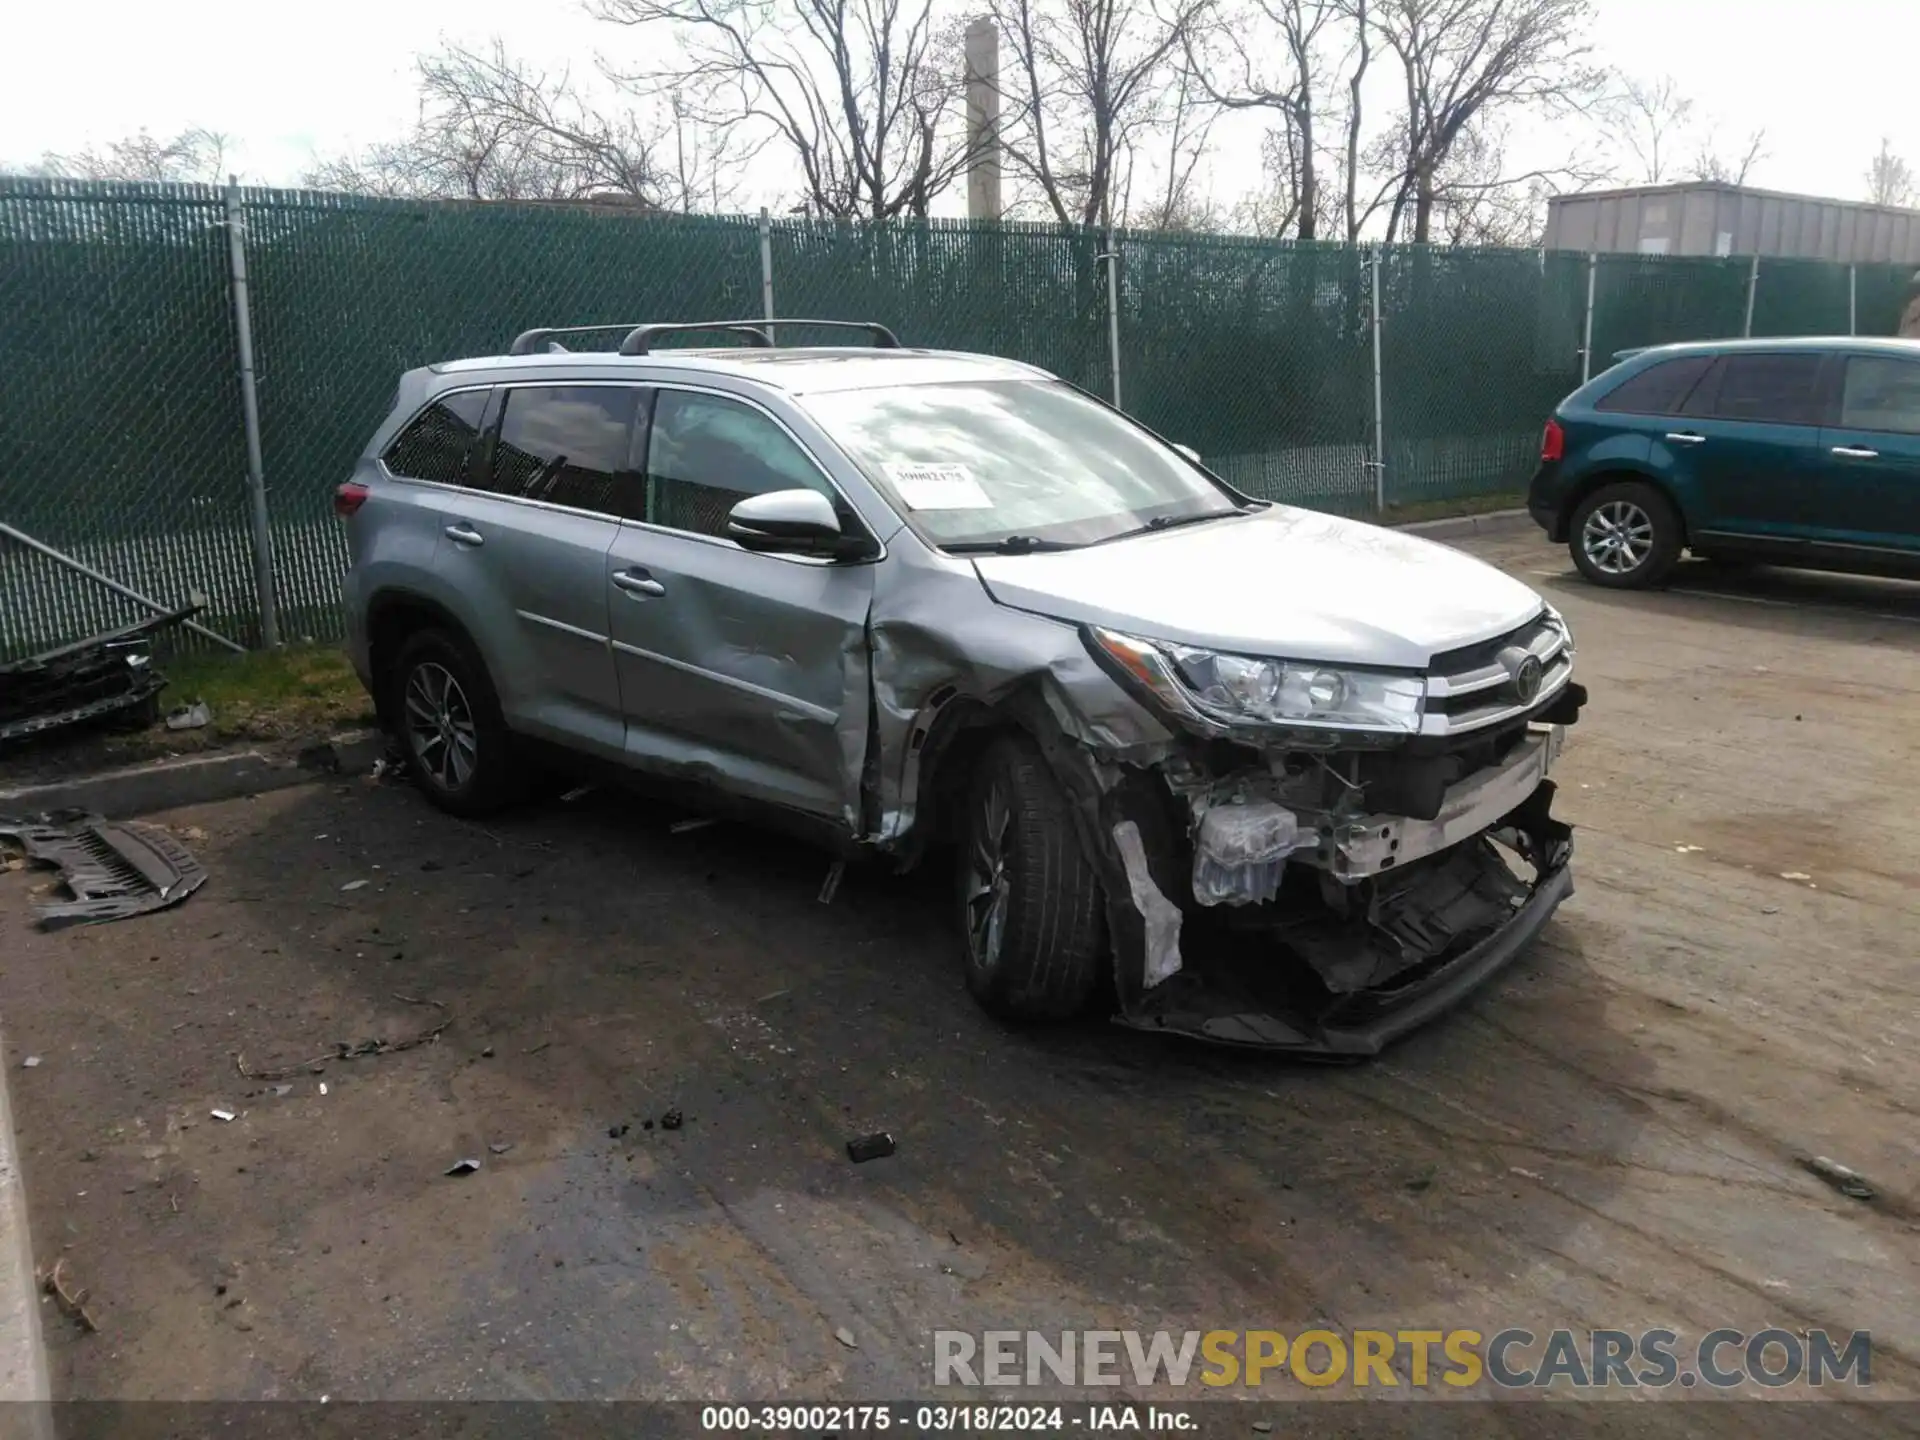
[
  {"xmin": 1569, "ymin": 481, "xmax": 1683, "ymax": 589},
  {"xmin": 957, "ymin": 735, "xmax": 1106, "ymax": 1021}
]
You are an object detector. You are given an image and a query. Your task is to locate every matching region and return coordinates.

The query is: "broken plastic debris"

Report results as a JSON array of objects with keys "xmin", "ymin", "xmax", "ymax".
[
  {"xmin": 560, "ymin": 784, "xmax": 595, "ymax": 803},
  {"xmin": 1508, "ymin": 1166, "xmax": 1543, "ymax": 1181},
  {"xmin": 340, "ymin": 879, "xmax": 370, "ymax": 892},
  {"xmin": 444, "ymin": 1158, "xmax": 481, "ymax": 1177},
  {"xmin": 668, "ymin": 816, "xmax": 716, "ymax": 834},
  {"xmin": 211, "ymin": 1108, "xmax": 237, "ymax": 1122},
  {"xmin": 1673, "ymin": 844, "xmax": 1704, "ymax": 854},
  {"xmin": 270, "ymin": 1084, "xmax": 292, "ymax": 1098},
  {"xmin": 1799, "ymin": 1155, "xmax": 1874, "ymax": 1201},
  {"xmin": 835, "ymin": 1326, "xmax": 859, "ymax": 1349},
  {"xmin": 164, "ymin": 701, "xmax": 212, "ymax": 731},
  {"xmin": 660, "ymin": 1109, "xmax": 684, "ymax": 1131},
  {"xmin": 817, "ymin": 857, "xmax": 845, "ymax": 905},
  {"xmin": 488, "ymin": 1142, "xmax": 513, "ymax": 1155},
  {"xmin": 318, "ymin": 1083, "xmax": 328, "ymax": 1095},
  {"xmin": 21, "ymin": 1056, "xmax": 42, "ymax": 1069},
  {"xmin": 846, "ymin": 1132, "xmax": 896, "ymax": 1163}
]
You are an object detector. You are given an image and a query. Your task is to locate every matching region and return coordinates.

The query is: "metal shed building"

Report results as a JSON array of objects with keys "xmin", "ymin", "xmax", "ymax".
[{"xmin": 1545, "ymin": 182, "xmax": 1920, "ymax": 264}]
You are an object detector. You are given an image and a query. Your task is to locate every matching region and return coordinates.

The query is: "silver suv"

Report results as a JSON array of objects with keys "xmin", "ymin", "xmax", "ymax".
[{"xmin": 338, "ymin": 320, "xmax": 1586, "ymax": 1055}]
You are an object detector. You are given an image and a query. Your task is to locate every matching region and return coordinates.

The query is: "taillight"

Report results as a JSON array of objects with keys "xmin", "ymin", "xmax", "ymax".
[
  {"xmin": 1540, "ymin": 418, "xmax": 1565, "ymax": 463},
  {"xmin": 334, "ymin": 482, "xmax": 370, "ymax": 518}
]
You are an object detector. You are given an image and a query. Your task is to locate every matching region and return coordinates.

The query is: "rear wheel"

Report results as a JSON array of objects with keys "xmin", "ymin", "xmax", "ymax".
[
  {"xmin": 392, "ymin": 629, "xmax": 516, "ymax": 816},
  {"xmin": 958, "ymin": 735, "xmax": 1106, "ymax": 1021},
  {"xmin": 1569, "ymin": 481, "xmax": 1683, "ymax": 589}
]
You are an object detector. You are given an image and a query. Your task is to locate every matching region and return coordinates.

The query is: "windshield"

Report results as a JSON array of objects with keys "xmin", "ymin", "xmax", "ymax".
[{"xmin": 801, "ymin": 379, "xmax": 1240, "ymax": 549}]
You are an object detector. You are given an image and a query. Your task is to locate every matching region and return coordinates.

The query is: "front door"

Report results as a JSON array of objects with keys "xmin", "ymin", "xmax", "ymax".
[
  {"xmin": 1815, "ymin": 352, "xmax": 1920, "ymax": 554},
  {"xmin": 605, "ymin": 387, "xmax": 875, "ymax": 825},
  {"xmin": 1667, "ymin": 351, "xmax": 1827, "ymax": 541}
]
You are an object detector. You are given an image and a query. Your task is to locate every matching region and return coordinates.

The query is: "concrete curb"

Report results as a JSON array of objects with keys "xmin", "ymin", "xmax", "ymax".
[
  {"xmin": 1393, "ymin": 507, "xmax": 1534, "ymax": 541},
  {"xmin": 0, "ymin": 1027, "xmax": 50, "ymax": 1419},
  {"xmin": 0, "ymin": 730, "xmax": 387, "ymax": 822}
]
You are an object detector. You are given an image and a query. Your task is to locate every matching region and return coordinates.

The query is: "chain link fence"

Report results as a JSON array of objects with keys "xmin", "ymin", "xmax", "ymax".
[{"xmin": 2, "ymin": 175, "xmax": 1915, "ymax": 658}]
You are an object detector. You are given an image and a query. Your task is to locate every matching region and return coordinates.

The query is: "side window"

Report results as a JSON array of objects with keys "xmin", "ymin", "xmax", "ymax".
[
  {"xmin": 646, "ymin": 390, "xmax": 832, "ymax": 538},
  {"xmin": 1595, "ymin": 356, "xmax": 1715, "ymax": 415},
  {"xmin": 485, "ymin": 386, "xmax": 643, "ymax": 517},
  {"xmin": 1687, "ymin": 354, "xmax": 1823, "ymax": 425},
  {"xmin": 1839, "ymin": 356, "xmax": 1920, "ymax": 435},
  {"xmin": 383, "ymin": 390, "xmax": 490, "ymax": 483}
]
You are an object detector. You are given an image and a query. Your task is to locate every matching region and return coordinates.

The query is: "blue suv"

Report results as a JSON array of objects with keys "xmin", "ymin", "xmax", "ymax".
[{"xmin": 1528, "ymin": 337, "xmax": 1920, "ymax": 588}]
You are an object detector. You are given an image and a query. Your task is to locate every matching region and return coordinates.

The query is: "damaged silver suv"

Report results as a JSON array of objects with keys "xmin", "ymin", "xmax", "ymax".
[{"xmin": 338, "ymin": 320, "xmax": 1585, "ymax": 1056}]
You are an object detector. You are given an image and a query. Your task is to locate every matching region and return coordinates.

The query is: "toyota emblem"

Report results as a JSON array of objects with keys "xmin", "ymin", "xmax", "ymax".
[{"xmin": 1513, "ymin": 654, "xmax": 1543, "ymax": 703}]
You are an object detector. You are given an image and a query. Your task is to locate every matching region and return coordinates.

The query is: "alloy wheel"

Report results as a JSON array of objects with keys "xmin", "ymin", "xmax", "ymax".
[
  {"xmin": 963, "ymin": 781, "xmax": 1013, "ymax": 969},
  {"xmin": 403, "ymin": 661, "xmax": 478, "ymax": 792},
  {"xmin": 1581, "ymin": 499, "xmax": 1655, "ymax": 576}
]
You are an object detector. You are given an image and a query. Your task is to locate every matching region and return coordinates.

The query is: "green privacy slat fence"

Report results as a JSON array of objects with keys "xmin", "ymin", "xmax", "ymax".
[{"xmin": 2, "ymin": 175, "xmax": 1915, "ymax": 659}]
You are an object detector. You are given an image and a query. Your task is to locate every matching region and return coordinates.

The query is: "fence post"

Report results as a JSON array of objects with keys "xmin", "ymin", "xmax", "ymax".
[
  {"xmin": 1103, "ymin": 226, "xmax": 1123, "ymax": 408},
  {"xmin": 1743, "ymin": 253, "xmax": 1760, "ymax": 337},
  {"xmin": 1849, "ymin": 264, "xmax": 1858, "ymax": 335},
  {"xmin": 758, "ymin": 207, "xmax": 776, "ymax": 343},
  {"xmin": 1580, "ymin": 252, "xmax": 1597, "ymax": 384},
  {"xmin": 1370, "ymin": 245, "xmax": 1385, "ymax": 512},
  {"xmin": 223, "ymin": 177, "xmax": 279, "ymax": 649}
]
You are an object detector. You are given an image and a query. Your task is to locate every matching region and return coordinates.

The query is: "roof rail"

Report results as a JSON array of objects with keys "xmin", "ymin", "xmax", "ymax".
[
  {"xmin": 616, "ymin": 318, "xmax": 901, "ymax": 355},
  {"xmin": 616, "ymin": 322, "xmax": 775, "ymax": 355},
  {"xmin": 507, "ymin": 323, "xmax": 639, "ymax": 356}
]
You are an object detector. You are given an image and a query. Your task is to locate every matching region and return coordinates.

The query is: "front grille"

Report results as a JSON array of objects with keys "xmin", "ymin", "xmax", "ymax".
[{"xmin": 1421, "ymin": 613, "xmax": 1572, "ymax": 737}]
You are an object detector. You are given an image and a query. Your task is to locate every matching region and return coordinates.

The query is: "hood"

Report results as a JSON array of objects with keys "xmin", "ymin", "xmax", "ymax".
[{"xmin": 971, "ymin": 506, "xmax": 1544, "ymax": 669}]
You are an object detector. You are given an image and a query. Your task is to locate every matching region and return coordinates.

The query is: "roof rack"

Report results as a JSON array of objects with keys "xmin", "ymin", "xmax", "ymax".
[
  {"xmin": 619, "ymin": 318, "xmax": 900, "ymax": 355},
  {"xmin": 505, "ymin": 318, "xmax": 903, "ymax": 357}
]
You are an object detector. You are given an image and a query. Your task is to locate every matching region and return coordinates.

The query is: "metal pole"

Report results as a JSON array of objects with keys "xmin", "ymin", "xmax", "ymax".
[
  {"xmin": 223, "ymin": 177, "xmax": 278, "ymax": 649},
  {"xmin": 758, "ymin": 207, "xmax": 776, "ymax": 345},
  {"xmin": 1103, "ymin": 227, "xmax": 1123, "ymax": 409},
  {"xmin": 1849, "ymin": 264, "xmax": 1858, "ymax": 336},
  {"xmin": 0, "ymin": 520, "xmax": 245, "ymax": 654},
  {"xmin": 1743, "ymin": 252, "xmax": 1760, "ymax": 338},
  {"xmin": 1581, "ymin": 252, "xmax": 1597, "ymax": 384},
  {"xmin": 1370, "ymin": 245, "xmax": 1385, "ymax": 512}
]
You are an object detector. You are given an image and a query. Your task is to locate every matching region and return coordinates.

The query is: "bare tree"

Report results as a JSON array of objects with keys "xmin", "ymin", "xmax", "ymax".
[
  {"xmin": 31, "ymin": 128, "xmax": 229, "ymax": 183},
  {"xmin": 1866, "ymin": 139, "xmax": 1916, "ymax": 209},
  {"xmin": 1184, "ymin": 0, "xmax": 1340, "ymax": 237},
  {"xmin": 988, "ymin": 0, "xmax": 1215, "ymax": 228},
  {"xmin": 305, "ymin": 42, "xmax": 690, "ymax": 206},
  {"xmin": 1686, "ymin": 127, "xmax": 1766, "ymax": 187},
  {"xmin": 592, "ymin": 0, "xmax": 969, "ymax": 219},
  {"xmin": 1605, "ymin": 73, "xmax": 1693, "ymax": 185},
  {"xmin": 1340, "ymin": 0, "xmax": 1372, "ymax": 240},
  {"xmin": 1367, "ymin": 0, "xmax": 1601, "ymax": 244},
  {"xmin": 1124, "ymin": 60, "xmax": 1225, "ymax": 229}
]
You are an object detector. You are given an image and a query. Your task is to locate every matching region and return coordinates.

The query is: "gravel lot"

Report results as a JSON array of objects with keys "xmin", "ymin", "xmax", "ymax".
[{"xmin": 1, "ymin": 530, "xmax": 1916, "ymax": 1432}]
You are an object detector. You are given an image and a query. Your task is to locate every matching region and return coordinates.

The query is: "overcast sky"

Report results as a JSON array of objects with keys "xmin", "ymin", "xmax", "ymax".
[{"xmin": 6, "ymin": 0, "xmax": 1918, "ymax": 216}]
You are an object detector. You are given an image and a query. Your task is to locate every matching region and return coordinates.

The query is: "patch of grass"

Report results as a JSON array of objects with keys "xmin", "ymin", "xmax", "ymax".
[
  {"xmin": 1379, "ymin": 491, "xmax": 1526, "ymax": 526},
  {"xmin": 156, "ymin": 643, "xmax": 375, "ymax": 746}
]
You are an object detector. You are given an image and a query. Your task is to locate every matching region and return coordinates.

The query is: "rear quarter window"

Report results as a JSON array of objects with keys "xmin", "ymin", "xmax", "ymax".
[
  {"xmin": 1682, "ymin": 353, "xmax": 1825, "ymax": 425},
  {"xmin": 1594, "ymin": 356, "xmax": 1715, "ymax": 415},
  {"xmin": 383, "ymin": 390, "xmax": 491, "ymax": 483}
]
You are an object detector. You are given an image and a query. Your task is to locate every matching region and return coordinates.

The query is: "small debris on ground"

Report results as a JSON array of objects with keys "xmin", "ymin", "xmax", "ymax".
[
  {"xmin": 444, "ymin": 1158, "xmax": 481, "ymax": 1177},
  {"xmin": 233, "ymin": 993, "xmax": 451, "ymax": 1081},
  {"xmin": 210, "ymin": 1108, "xmax": 237, "ymax": 1123},
  {"xmin": 660, "ymin": 1109, "xmax": 684, "ymax": 1131},
  {"xmin": 1252, "ymin": 1423, "xmax": 1273, "ymax": 1435},
  {"xmin": 818, "ymin": 858, "xmax": 846, "ymax": 905},
  {"xmin": 835, "ymin": 1326, "xmax": 859, "ymax": 1349},
  {"xmin": 340, "ymin": 879, "xmax": 370, "ymax": 892},
  {"xmin": 1780, "ymin": 871, "xmax": 1813, "ymax": 883},
  {"xmin": 1508, "ymin": 1166, "xmax": 1543, "ymax": 1181},
  {"xmin": 609, "ymin": 1123, "xmax": 629, "ymax": 1139},
  {"xmin": 668, "ymin": 816, "xmax": 717, "ymax": 834},
  {"xmin": 1799, "ymin": 1155, "xmax": 1874, "ymax": 1201},
  {"xmin": 38, "ymin": 1257, "xmax": 99, "ymax": 1333},
  {"xmin": 560, "ymin": 784, "xmax": 595, "ymax": 803},
  {"xmin": 488, "ymin": 1142, "xmax": 514, "ymax": 1155},
  {"xmin": 164, "ymin": 700, "xmax": 212, "ymax": 731},
  {"xmin": 1673, "ymin": 844, "xmax": 1704, "ymax": 855},
  {"xmin": 21, "ymin": 1056, "xmax": 41, "ymax": 1069},
  {"xmin": 1404, "ymin": 1165, "xmax": 1435, "ymax": 1192},
  {"xmin": 846, "ymin": 1132, "xmax": 896, "ymax": 1164}
]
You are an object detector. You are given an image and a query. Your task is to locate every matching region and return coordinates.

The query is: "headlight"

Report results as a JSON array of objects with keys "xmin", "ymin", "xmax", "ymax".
[{"xmin": 1089, "ymin": 628, "xmax": 1425, "ymax": 736}]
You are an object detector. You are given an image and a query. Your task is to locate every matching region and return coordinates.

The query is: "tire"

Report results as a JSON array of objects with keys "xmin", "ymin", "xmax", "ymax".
[
  {"xmin": 1568, "ymin": 480, "xmax": 1683, "ymax": 589},
  {"xmin": 957, "ymin": 734, "xmax": 1106, "ymax": 1021},
  {"xmin": 390, "ymin": 628, "xmax": 517, "ymax": 817}
]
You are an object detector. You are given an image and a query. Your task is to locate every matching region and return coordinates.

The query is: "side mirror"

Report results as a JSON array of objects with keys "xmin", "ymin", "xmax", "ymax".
[
  {"xmin": 1172, "ymin": 443, "xmax": 1202, "ymax": 465},
  {"xmin": 726, "ymin": 489, "xmax": 872, "ymax": 559}
]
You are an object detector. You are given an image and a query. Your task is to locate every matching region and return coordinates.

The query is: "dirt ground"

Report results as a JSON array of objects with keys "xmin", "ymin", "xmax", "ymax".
[{"xmin": 1, "ymin": 530, "xmax": 1916, "ymax": 1429}]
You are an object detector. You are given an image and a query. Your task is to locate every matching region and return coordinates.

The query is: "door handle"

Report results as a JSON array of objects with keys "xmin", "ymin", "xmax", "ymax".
[
  {"xmin": 444, "ymin": 523, "xmax": 485, "ymax": 547},
  {"xmin": 612, "ymin": 569, "xmax": 666, "ymax": 599},
  {"xmin": 1830, "ymin": 445, "xmax": 1879, "ymax": 459},
  {"xmin": 1663, "ymin": 432, "xmax": 1707, "ymax": 445}
]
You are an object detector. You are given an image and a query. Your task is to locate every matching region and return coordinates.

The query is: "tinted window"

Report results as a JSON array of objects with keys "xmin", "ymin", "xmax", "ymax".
[
  {"xmin": 1595, "ymin": 356, "xmax": 1715, "ymax": 415},
  {"xmin": 646, "ymin": 390, "xmax": 832, "ymax": 538},
  {"xmin": 485, "ymin": 386, "xmax": 642, "ymax": 516},
  {"xmin": 1839, "ymin": 356, "xmax": 1920, "ymax": 435},
  {"xmin": 1685, "ymin": 354, "xmax": 1823, "ymax": 425},
  {"xmin": 384, "ymin": 390, "xmax": 489, "ymax": 483}
]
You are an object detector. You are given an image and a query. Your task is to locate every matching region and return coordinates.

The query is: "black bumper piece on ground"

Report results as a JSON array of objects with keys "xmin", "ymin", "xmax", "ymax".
[
  {"xmin": 0, "ymin": 810, "xmax": 207, "ymax": 928},
  {"xmin": 0, "ymin": 602, "xmax": 199, "ymax": 748}
]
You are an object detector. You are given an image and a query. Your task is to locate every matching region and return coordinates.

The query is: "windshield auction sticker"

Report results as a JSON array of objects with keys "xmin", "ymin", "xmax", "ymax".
[{"xmin": 887, "ymin": 463, "xmax": 994, "ymax": 510}]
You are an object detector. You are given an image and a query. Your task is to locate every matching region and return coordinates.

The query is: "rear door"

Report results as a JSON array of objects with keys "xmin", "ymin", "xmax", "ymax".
[
  {"xmin": 1666, "ymin": 352, "xmax": 1828, "ymax": 541},
  {"xmin": 434, "ymin": 383, "xmax": 642, "ymax": 759},
  {"xmin": 604, "ymin": 386, "xmax": 876, "ymax": 824},
  {"xmin": 1815, "ymin": 353, "xmax": 1920, "ymax": 554}
]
